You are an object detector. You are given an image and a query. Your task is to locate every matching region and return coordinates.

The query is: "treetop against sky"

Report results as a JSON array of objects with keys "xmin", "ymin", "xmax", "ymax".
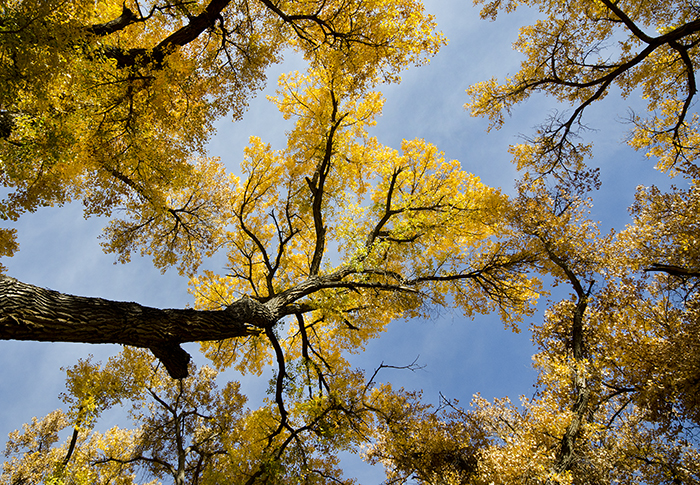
[{"xmin": 1, "ymin": 0, "xmax": 700, "ymax": 483}]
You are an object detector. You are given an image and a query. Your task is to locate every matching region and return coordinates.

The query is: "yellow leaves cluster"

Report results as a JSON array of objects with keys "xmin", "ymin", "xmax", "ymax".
[
  {"xmin": 1, "ymin": 407, "xmax": 147, "ymax": 485},
  {"xmin": 465, "ymin": 395, "xmax": 575, "ymax": 485},
  {"xmin": 628, "ymin": 103, "xmax": 700, "ymax": 176},
  {"xmin": 617, "ymin": 183, "xmax": 700, "ymax": 273},
  {"xmin": 590, "ymin": 271, "xmax": 700, "ymax": 424},
  {"xmin": 279, "ymin": 0, "xmax": 445, "ymax": 86},
  {"xmin": 2, "ymin": 410, "xmax": 70, "ymax": 485},
  {"xmin": 188, "ymin": 61, "xmax": 540, "ymax": 377},
  {"xmin": 0, "ymin": 228, "xmax": 17, "ymax": 273},
  {"xmin": 492, "ymin": 175, "xmax": 700, "ymax": 484},
  {"xmin": 169, "ymin": 54, "xmax": 546, "ymax": 483},
  {"xmin": 1, "ymin": 0, "xmax": 445, "ymax": 270},
  {"xmin": 1, "ymin": 347, "xmax": 260, "ymax": 485},
  {"xmin": 100, "ymin": 156, "xmax": 236, "ymax": 275},
  {"xmin": 368, "ymin": 387, "xmax": 602, "ymax": 485},
  {"xmin": 367, "ymin": 393, "xmax": 485, "ymax": 485},
  {"xmin": 0, "ymin": 0, "xmax": 239, "ymax": 261}
]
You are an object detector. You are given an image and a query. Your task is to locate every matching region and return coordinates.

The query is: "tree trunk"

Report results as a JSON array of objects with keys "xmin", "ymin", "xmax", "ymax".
[{"xmin": 0, "ymin": 275, "xmax": 269, "ymax": 378}]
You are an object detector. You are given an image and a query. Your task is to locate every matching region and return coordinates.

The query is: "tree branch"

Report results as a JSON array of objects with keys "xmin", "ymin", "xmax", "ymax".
[
  {"xmin": 86, "ymin": 4, "xmax": 139, "ymax": 36},
  {"xmin": 102, "ymin": 0, "xmax": 232, "ymax": 68},
  {"xmin": 0, "ymin": 275, "xmax": 268, "ymax": 378},
  {"xmin": 309, "ymin": 91, "xmax": 345, "ymax": 276},
  {"xmin": 644, "ymin": 263, "xmax": 700, "ymax": 277}
]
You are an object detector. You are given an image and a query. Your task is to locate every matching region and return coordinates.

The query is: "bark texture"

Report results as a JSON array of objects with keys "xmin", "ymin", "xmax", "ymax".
[{"xmin": 0, "ymin": 275, "xmax": 266, "ymax": 378}]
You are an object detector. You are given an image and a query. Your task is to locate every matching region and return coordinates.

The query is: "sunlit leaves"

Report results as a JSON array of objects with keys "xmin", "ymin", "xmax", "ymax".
[
  {"xmin": 187, "ymin": 61, "xmax": 539, "ymax": 383},
  {"xmin": 270, "ymin": 0, "xmax": 445, "ymax": 86},
  {"xmin": 100, "ymin": 156, "xmax": 236, "ymax": 275},
  {"xmin": 0, "ymin": 0, "xmax": 443, "ymax": 272},
  {"xmin": 5, "ymin": 348, "xmax": 251, "ymax": 485}
]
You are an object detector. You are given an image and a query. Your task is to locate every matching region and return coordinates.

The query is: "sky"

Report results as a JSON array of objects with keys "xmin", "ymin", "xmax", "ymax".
[{"xmin": 0, "ymin": 1, "xmax": 674, "ymax": 482}]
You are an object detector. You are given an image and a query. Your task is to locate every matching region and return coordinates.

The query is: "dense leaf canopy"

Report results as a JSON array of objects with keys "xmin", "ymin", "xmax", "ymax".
[
  {"xmin": 2, "ymin": 0, "xmax": 700, "ymax": 484},
  {"xmin": 0, "ymin": 0, "xmax": 442, "ymax": 273}
]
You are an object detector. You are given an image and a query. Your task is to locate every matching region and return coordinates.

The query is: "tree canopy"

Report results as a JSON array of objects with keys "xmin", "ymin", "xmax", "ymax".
[
  {"xmin": 3, "ymin": 0, "xmax": 700, "ymax": 484},
  {"xmin": 369, "ymin": 0, "xmax": 700, "ymax": 483},
  {"xmin": 0, "ymin": 0, "xmax": 442, "ymax": 272}
]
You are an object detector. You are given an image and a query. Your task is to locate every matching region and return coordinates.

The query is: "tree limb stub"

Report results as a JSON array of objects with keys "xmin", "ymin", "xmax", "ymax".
[{"xmin": 0, "ymin": 275, "xmax": 268, "ymax": 378}]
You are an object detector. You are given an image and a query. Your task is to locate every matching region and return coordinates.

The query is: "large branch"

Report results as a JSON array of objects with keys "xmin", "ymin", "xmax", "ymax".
[
  {"xmin": 86, "ymin": 5, "xmax": 139, "ymax": 36},
  {"xmin": 156, "ymin": 0, "xmax": 232, "ymax": 54},
  {"xmin": 644, "ymin": 263, "xmax": 700, "ymax": 277},
  {"xmin": 308, "ymin": 91, "xmax": 343, "ymax": 276},
  {"xmin": 0, "ymin": 275, "xmax": 271, "ymax": 378},
  {"xmin": 104, "ymin": 0, "xmax": 232, "ymax": 68},
  {"xmin": 0, "ymin": 243, "xmax": 533, "ymax": 379}
]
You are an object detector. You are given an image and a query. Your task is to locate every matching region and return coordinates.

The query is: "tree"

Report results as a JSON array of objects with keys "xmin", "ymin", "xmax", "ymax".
[
  {"xmin": 369, "ymin": 176, "xmax": 700, "ymax": 485},
  {"xmin": 0, "ymin": 0, "xmax": 443, "ymax": 272},
  {"xmin": 366, "ymin": 0, "xmax": 700, "ymax": 483},
  {"xmin": 2, "ymin": 55, "xmax": 539, "ymax": 485},
  {"xmin": 0, "ymin": 0, "xmax": 448, "ymax": 376},
  {"xmin": 1, "ymin": 1, "xmax": 542, "ymax": 482},
  {"xmin": 3, "ymin": 349, "xmax": 247, "ymax": 485}
]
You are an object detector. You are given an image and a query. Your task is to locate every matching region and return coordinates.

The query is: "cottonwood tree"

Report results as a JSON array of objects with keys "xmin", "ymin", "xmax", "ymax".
[
  {"xmin": 370, "ymin": 180, "xmax": 700, "ymax": 484},
  {"xmin": 0, "ymin": 0, "xmax": 442, "ymax": 271},
  {"xmin": 3, "ymin": 349, "xmax": 248, "ymax": 485},
  {"xmin": 1, "ymin": 2, "xmax": 542, "ymax": 482},
  {"xmin": 0, "ymin": 0, "xmax": 446, "ymax": 375},
  {"xmin": 1, "ymin": 57, "xmax": 539, "ymax": 485},
  {"xmin": 367, "ymin": 0, "xmax": 700, "ymax": 483}
]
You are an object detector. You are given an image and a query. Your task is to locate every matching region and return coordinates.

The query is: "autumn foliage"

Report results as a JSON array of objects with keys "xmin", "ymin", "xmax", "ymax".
[{"xmin": 2, "ymin": 0, "xmax": 700, "ymax": 484}]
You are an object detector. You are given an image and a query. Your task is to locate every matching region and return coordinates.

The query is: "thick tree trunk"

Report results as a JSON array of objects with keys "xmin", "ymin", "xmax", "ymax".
[{"xmin": 0, "ymin": 275, "xmax": 269, "ymax": 378}]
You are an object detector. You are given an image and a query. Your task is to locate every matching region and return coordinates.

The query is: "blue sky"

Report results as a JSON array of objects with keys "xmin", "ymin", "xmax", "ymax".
[{"xmin": 0, "ymin": 0, "xmax": 672, "ymax": 482}]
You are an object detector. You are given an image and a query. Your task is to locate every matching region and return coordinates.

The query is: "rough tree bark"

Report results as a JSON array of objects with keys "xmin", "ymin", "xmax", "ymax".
[{"xmin": 0, "ymin": 275, "xmax": 271, "ymax": 379}]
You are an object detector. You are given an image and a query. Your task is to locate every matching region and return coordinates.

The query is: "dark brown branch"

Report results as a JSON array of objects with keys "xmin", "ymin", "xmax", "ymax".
[
  {"xmin": 598, "ymin": 0, "xmax": 654, "ymax": 44},
  {"xmin": 309, "ymin": 91, "xmax": 344, "ymax": 276},
  {"xmin": 0, "ymin": 275, "xmax": 268, "ymax": 378},
  {"xmin": 549, "ymin": 385, "xmax": 592, "ymax": 476},
  {"xmin": 86, "ymin": 5, "xmax": 139, "ymax": 36},
  {"xmin": 268, "ymin": 203, "xmax": 300, "ymax": 293},
  {"xmin": 524, "ymin": 17, "xmax": 700, "ymax": 93},
  {"xmin": 155, "ymin": 0, "xmax": 231, "ymax": 56},
  {"xmin": 295, "ymin": 312, "xmax": 331, "ymax": 396},
  {"xmin": 1, "ymin": 235, "xmax": 534, "ymax": 379},
  {"xmin": 644, "ymin": 263, "xmax": 700, "ymax": 277},
  {"xmin": 668, "ymin": 39, "xmax": 697, "ymax": 135},
  {"xmin": 265, "ymin": 325, "xmax": 293, "ymax": 444},
  {"xmin": 257, "ymin": 0, "xmax": 351, "ymax": 47},
  {"xmin": 103, "ymin": 0, "xmax": 232, "ymax": 68},
  {"xmin": 95, "ymin": 454, "xmax": 176, "ymax": 476},
  {"xmin": 62, "ymin": 428, "xmax": 80, "ymax": 467},
  {"xmin": 0, "ymin": 111, "xmax": 15, "ymax": 139},
  {"xmin": 503, "ymin": 14, "xmax": 700, "ymax": 174},
  {"xmin": 365, "ymin": 168, "xmax": 403, "ymax": 248}
]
